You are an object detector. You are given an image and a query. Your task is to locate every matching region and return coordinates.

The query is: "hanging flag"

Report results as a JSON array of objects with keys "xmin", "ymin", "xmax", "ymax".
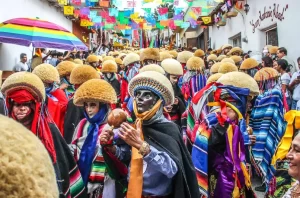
[
  {"xmin": 99, "ymin": 0, "xmax": 110, "ymax": 7},
  {"xmin": 227, "ymin": 0, "xmax": 232, "ymax": 7},
  {"xmin": 143, "ymin": 8, "xmax": 152, "ymax": 14},
  {"xmin": 116, "ymin": 24, "xmax": 127, "ymax": 30},
  {"xmin": 80, "ymin": 19, "xmax": 93, "ymax": 27},
  {"xmin": 123, "ymin": 9, "xmax": 134, "ymax": 17},
  {"xmin": 104, "ymin": 23, "xmax": 114, "ymax": 29},
  {"xmin": 202, "ymin": 16, "xmax": 212, "ymax": 24},
  {"xmin": 145, "ymin": 15, "xmax": 156, "ymax": 25},
  {"xmin": 221, "ymin": 4, "xmax": 228, "ymax": 12},
  {"xmin": 72, "ymin": 0, "xmax": 81, "ymax": 6},
  {"xmin": 130, "ymin": 12, "xmax": 139, "ymax": 20},
  {"xmin": 149, "ymin": 35, "xmax": 155, "ymax": 48},
  {"xmin": 185, "ymin": 0, "xmax": 193, "ymax": 6},
  {"xmin": 189, "ymin": 11, "xmax": 197, "ymax": 20},
  {"xmin": 92, "ymin": 16, "xmax": 102, "ymax": 23},
  {"xmin": 89, "ymin": 11, "xmax": 98, "ymax": 19},
  {"xmin": 119, "ymin": 18, "xmax": 129, "ymax": 25},
  {"xmin": 174, "ymin": 8, "xmax": 183, "ymax": 15},
  {"xmin": 191, "ymin": 7, "xmax": 201, "ymax": 15},
  {"xmin": 58, "ymin": 0, "xmax": 67, "ymax": 5},
  {"xmin": 74, "ymin": 10, "xmax": 80, "ymax": 18},
  {"xmin": 105, "ymin": 16, "xmax": 116, "ymax": 23},
  {"xmin": 174, "ymin": 20, "xmax": 183, "ymax": 26},
  {"xmin": 85, "ymin": 0, "xmax": 95, "ymax": 6},
  {"xmin": 181, "ymin": 21, "xmax": 190, "ymax": 28},
  {"xmin": 189, "ymin": 18, "xmax": 197, "ymax": 26},
  {"xmin": 64, "ymin": 6, "xmax": 74, "ymax": 15},
  {"xmin": 156, "ymin": 22, "xmax": 165, "ymax": 29},
  {"xmin": 109, "ymin": 8, "xmax": 119, "ymax": 17},
  {"xmin": 158, "ymin": 14, "xmax": 168, "ymax": 21},
  {"xmin": 160, "ymin": 20, "xmax": 170, "ymax": 26},
  {"xmin": 127, "ymin": 0, "xmax": 136, "ymax": 8},
  {"xmin": 100, "ymin": 10, "xmax": 109, "ymax": 18},
  {"xmin": 169, "ymin": 20, "xmax": 176, "ymax": 29},
  {"xmin": 143, "ymin": 23, "xmax": 152, "ymax": 30},
  {"xmin": 173, "ymin": 13, "xmax": 183, "ymax": 20},
  {"xmin": 158, "ymin": 7, "xmax": 168, "ymax": 15},
  {"xmin": 80, "ymin": 7, "xmax": 90, "ymax": 16}
]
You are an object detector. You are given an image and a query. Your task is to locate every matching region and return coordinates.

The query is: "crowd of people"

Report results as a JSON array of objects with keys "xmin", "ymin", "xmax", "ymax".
[{"xmin": 1, "ymin": 43, "xmax": 300, "ymax": 198}]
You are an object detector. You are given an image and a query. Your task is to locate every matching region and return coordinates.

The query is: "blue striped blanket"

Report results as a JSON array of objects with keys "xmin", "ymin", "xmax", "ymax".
[{"xmin": 250, "ymin": 89, "xmax": 287, "ymax": 183}]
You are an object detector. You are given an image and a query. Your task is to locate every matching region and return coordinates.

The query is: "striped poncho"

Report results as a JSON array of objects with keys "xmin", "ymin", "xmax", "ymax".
[
  {"xmin": 250, "ymin": 89, "xmax": 287, "ymax": 186},
  {"xmin": 181, "ymin": 72, "xmax": 207, "ymax": 104},
  {"xmin": 71, "ymin": 120, "xmax": 107, "ymax": 195}
]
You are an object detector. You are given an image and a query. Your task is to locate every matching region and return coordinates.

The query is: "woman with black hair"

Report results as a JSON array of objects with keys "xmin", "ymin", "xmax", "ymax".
[
  {"xmin": 275, "ymin": 59, "xmax": 291, "ymax": 109},
  {"xmin": 262, "ymin": 56, "xmax": 273, "ymax": 67}
]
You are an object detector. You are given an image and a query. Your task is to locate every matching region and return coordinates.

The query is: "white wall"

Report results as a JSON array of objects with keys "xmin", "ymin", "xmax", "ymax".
[
  {"xmin": 209, "ymin": 0, "xmax": 300, "ymax": 64},
  {"xmin": 0, "ymin": 0, "xmax": 72, "ymax": 70}
]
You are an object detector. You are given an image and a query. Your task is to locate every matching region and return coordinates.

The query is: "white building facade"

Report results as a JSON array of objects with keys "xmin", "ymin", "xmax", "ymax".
[
  {"xmin": 0, "ymin": 0, "xmax": 72, "ymax": 70},
  {"xmin": 209, "ymin": 0, "xmax": 300, "ymax": 63}
]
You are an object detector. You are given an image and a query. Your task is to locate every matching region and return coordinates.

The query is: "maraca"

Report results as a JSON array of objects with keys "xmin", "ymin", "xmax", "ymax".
[
  {"xmin": 100, "ymin": 108, "xmax": 127, "ymax": 145},
  {"xmin": 107, "ymin": 108, "xmax": 127, "ymax": 130}
]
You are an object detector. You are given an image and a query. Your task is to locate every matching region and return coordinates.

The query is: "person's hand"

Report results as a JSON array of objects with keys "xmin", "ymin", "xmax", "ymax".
[
  {"xmin": 119, "ymin": 122, "xmax": 143, "ymax": 150},
  {"xmin": 226, "ymin": 106, "xmax": 238, "ymax": 121},
  {"xmin": 249, "ymin": 135, "xmax": 256, "ymax": 146},
  {"xmin": 99, "ymin": 128, "xmax": 114, "ymax": 145},
  {"xmin": 59, "ymin": 83, "xmax": 68, "ymax": 90}
]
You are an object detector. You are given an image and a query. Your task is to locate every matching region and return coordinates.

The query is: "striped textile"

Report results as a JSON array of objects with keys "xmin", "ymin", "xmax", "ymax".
[
  {"xmin": 69, "ymin": 164, "xmax": 86, "ymax": 197},
  {"xmin": 182, "ymin": 83, "xmax": 212, "ymax": 144},
  {"xmin": 181, "ymin": 74, "xmax": 207, "ymax": 103},
  {"xmin": 190, "ymin": 74, "xmax": 207, "ymax": 100},
  {"xmin": 250, "ymin": 89, "xmax": 287, "ymax": 184},
  {"xmin": 72, "ymin": 119, "xmax": 107, "ymax": 194},
  {"xmin": 89, "ymin": 154, "xmax": 106, "ymax": 183},
  {"xmin": 192, "ymin": 120, "xmax": 212, "ymax": 197}
]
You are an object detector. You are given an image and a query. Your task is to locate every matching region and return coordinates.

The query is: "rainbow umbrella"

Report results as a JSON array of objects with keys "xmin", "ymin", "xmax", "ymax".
[{"xmin": 0, "ymin": 18, "xmax": 87, "ymax": 51}]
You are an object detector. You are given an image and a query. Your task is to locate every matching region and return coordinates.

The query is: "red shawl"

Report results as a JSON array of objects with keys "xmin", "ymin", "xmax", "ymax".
[
  {"xmin": 48, "ymin": 89, "xmax": 68, "ymax": 136},
  {"xmin": 7, "ymin": 90, "xmax": 57, "ymax": 163}
]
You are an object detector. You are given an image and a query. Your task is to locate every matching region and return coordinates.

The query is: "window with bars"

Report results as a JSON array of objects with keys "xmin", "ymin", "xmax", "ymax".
[
  {"xmin": 229, "ymin": 32, "xmax": 242, "ymax": 48},
  {"xmin": 266, "ymin": 28, "xmax": 278, "ymax": 46}
]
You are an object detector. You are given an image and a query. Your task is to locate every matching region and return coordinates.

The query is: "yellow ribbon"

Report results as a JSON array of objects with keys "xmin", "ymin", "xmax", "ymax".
[
  {"xmin": 272, "ymin": 110, "xmax": 300, "ymax": 165},
  {"xmin": 127, "ymin": 99, "xmax": 162, "ymax": 198}
]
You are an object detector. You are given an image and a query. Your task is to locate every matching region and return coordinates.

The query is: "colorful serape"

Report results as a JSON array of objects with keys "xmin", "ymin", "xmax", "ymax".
[
  {"xmin": 72, "ymin": 120, "xmax": 107, "ymax": 190},
  {"xmin": 69, "ymin": 164, "xmax": 86, "ymax": 197},
  {"xmin": 250, "ymin": 89, "xmax": 287, "ymax": 186},
  {"xmin": 181, "ymin": 74, "xmax": 207, "ymax": 104}
]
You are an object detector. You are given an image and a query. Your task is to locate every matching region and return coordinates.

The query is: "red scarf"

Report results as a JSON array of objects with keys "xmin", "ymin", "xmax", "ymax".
[{"xmin": 7, "ymin": 90, "xmax": 57, "ymax": 163}]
